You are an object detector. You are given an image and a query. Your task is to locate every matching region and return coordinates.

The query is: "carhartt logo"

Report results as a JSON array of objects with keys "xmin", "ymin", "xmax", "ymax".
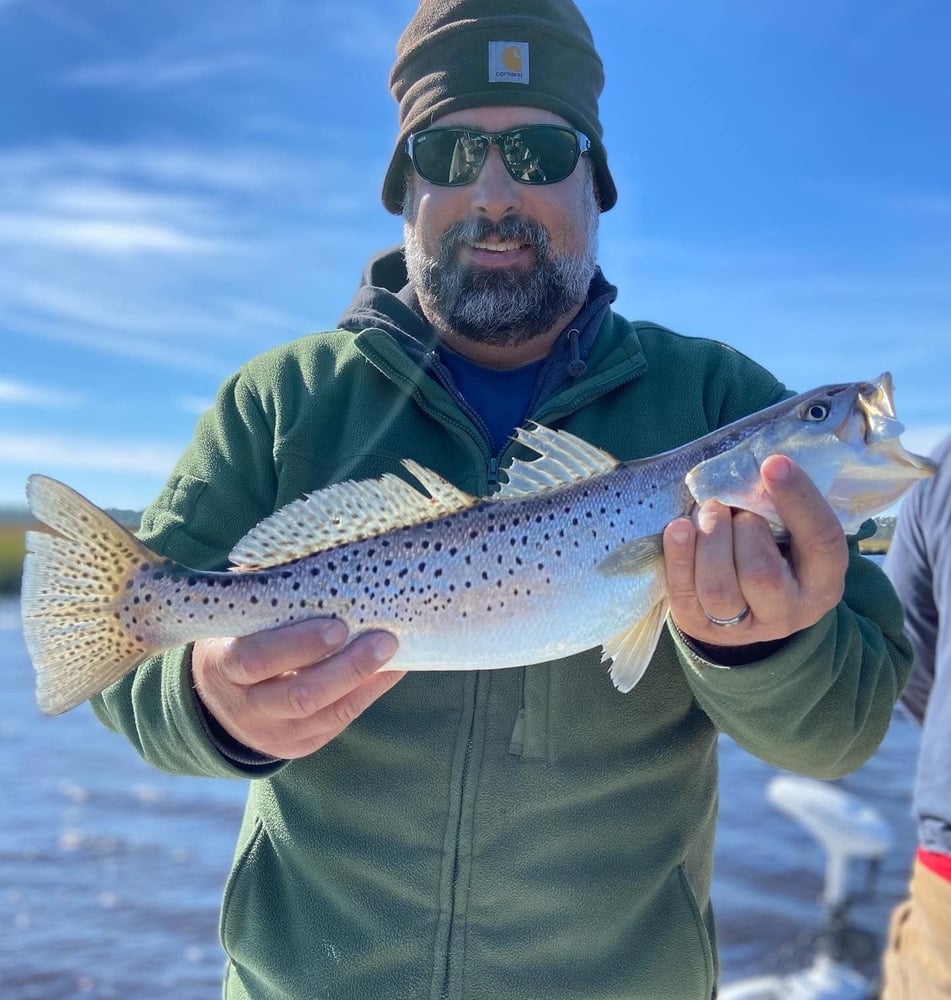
[
  {"xmin": 488, "ymin": 41, "xmax": 529, "ymax": 84},
  {"xmin": 502, "ymin": 46, "xmax": 522, "ymax": 72}
]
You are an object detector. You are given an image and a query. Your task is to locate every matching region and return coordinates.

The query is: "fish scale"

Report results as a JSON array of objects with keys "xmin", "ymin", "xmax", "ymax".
[{"xmin": 21, "ymin": 374, "xmax": 935, "ymax": 715}]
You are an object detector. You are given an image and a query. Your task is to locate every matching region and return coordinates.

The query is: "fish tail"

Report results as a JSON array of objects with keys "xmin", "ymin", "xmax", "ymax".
[{"xmin": 21, "ymin": 475, "xmax": 161, "ymax": 715}]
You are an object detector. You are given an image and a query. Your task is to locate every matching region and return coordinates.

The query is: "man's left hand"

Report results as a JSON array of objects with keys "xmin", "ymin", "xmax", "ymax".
[{"xmin": 662, "ymin": 455, "xmax": 848, "ymax": 647}]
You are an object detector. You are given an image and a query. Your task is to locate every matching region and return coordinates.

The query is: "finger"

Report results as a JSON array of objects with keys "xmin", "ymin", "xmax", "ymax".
[
  {"xmin": 217, "ymin": 618, "xmax": 350, "ymax": 686},
  {"xmin": 730, "ymin": 508, "xmax": 795, "ymax": 626},
  {"xmin": 692, "ymin": 500, "xmax": 745, "ymax": 620},
  {"xmin": 249, "ymin": 631, "xmax": 399, "ymax": 721},
  {"xmin": 280, "ymin": 669, "xmax": 407, "ymax": 760},
  {"xmin": 662, "ymin": 516, "xmax": 699, "ymax": 615},
  {"xmin": 761, "ymin": 455, "xmax": 847, "ymax": 608}
]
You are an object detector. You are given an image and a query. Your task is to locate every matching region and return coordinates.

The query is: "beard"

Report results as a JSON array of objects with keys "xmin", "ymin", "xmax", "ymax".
[{"xmin": 403, "ymin": 189, "xmax": 599, "ymax": 349}]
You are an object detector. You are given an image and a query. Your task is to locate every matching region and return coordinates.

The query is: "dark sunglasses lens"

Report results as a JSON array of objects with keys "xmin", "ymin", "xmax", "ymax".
[
  {"xmin": 410, "ymin": 126, "xmax": 583, "ymax": 186},
  {"xmin": 501, "ymin": 127, "xmax": 580, "ymax": 183},
  {"xmin": 412, "ymin": 130, "xmax": 486, "ymax": 185}
]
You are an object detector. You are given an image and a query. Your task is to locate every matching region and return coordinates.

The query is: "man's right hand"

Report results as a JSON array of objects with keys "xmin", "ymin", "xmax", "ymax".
[{"xmin": 191, "ymin": 619, "xmax": 403, "ymax": 760}]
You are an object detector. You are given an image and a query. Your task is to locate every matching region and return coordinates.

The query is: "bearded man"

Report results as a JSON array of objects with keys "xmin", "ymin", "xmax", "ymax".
[{"xmin": 91, "ymin": 2, "xmax": 911, "ymax": 998}]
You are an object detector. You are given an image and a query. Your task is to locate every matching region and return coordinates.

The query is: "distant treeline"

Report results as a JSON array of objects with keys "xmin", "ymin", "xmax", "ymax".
[{"xmin": 0, "ymin": 514, "xmax": 896, "ymax": 597}]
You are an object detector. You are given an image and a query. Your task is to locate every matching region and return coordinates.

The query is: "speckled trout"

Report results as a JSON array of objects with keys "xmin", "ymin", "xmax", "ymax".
[{"xmin": 22, "ymin": 373, "xmax": 934, "ymax": 715}]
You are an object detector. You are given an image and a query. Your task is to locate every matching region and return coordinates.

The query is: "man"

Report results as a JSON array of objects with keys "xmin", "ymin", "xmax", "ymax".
[
  {"xmin": 92, "ymin": 2, "xmax": 911, "ymax": 998},
  {"xmin": 881, "ymin": 435, "xmax": 951, "ymax": 999}
]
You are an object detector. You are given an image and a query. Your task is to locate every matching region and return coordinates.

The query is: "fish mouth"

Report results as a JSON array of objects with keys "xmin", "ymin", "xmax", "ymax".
[{"xmin": 847, "ymin": 373, "xmax": 937, "ymax": 478}]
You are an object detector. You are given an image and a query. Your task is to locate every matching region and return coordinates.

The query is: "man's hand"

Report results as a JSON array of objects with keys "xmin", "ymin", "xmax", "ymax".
[
  {"xmin": 662, "ymin": 455, "xmax": 848, "ymax": 647},
  {"xmin": 192, "ymin": 620, "xmax": 404, "ymax": 760}
]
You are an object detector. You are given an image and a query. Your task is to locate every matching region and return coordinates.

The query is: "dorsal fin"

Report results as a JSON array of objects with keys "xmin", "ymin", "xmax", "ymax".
[
  {"xmin": 495, "ymin": 423, "xmax": 619, "ymax": 500},
  {"xmin": 229, "ymin": 464, "xmax": 476, "ymax": 569}
]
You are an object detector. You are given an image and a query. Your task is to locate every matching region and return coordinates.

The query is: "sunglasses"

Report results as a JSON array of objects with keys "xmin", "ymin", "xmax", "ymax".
[{"xmin": 406, "ymin": 124, "xmax": 591, "ymax": 188}]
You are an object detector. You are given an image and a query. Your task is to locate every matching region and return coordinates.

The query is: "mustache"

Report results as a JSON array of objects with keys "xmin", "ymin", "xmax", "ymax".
[{"xmin": 438, "ymin": 215, "xmax": 551, "ymax": 257}]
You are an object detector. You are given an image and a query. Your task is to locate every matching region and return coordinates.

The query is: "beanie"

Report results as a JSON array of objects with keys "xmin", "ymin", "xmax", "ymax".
[{"xmin": 382, "ymin": 0, "xmax": 616, "ymax": 214}]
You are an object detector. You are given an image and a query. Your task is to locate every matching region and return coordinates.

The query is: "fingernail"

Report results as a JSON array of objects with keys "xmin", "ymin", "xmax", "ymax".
[
  {"xmin": 764, "ymin": 456, "xmax": 792, "ymax": 483},
  {"xmin": 668, "ymin": 519, "xmax": 691, "ymax": 544},
  {"xmin": 371, "ymin": 633, "xmax": 399, "ymax": 663},
  {"xmin": 321, "ymin": 620, "xmax": 348, "ymax": 646}
]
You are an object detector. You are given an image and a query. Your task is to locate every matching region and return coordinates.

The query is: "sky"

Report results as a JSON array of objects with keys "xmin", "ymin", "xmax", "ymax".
[{"xmin": 1, "ymin": 0, "xmax": 948, "ymax": 513}]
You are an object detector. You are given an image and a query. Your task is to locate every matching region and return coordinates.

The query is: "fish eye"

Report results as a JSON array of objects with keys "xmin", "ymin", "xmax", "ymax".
[{"xmin": 803, "ymin": 401, "xmax": 831, "ymax": 422}]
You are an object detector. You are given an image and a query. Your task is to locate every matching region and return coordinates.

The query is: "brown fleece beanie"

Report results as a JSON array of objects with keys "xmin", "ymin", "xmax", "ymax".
[{"xmin": 382, "ymin": 0, "xmax": 616, "ymax": 214}]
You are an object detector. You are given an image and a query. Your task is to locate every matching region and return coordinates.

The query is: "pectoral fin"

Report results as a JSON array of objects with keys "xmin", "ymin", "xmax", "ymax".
[{"xmin": 595, "ymin": 534, "xmax": 664, "ymax": 577}]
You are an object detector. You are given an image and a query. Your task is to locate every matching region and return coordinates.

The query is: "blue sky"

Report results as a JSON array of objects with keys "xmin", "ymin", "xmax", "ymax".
[{"xmin": 1, "ymin": 0, "xmax": 948, "ymax": 512}]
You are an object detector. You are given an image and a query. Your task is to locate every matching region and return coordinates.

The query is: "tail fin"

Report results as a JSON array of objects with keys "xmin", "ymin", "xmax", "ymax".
[{"xmin": 21, "ymin": 475, "xmax": 159, "ymax": 715}]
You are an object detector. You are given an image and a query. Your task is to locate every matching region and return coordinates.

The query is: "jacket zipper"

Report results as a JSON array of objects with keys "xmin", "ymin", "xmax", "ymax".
[
  {"xmin": 437, "ymin": 672, "xmax": 481, "ymax": 1000},
  {"xmin": 425, "ymin": 349, "xmax": 501, "ymax": 489},
  {"xmin": 440, "ymin": 687, "xmax": 477, "ymax": 998}
]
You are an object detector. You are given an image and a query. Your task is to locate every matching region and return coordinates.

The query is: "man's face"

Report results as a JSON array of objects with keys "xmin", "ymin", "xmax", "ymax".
[{"xmin": 403, "ymin": 105, "xmax": 599, "ymax": 351}]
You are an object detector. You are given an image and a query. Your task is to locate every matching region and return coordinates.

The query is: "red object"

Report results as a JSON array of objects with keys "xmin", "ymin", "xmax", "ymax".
[{"xmin": 917, "ymin": 846, "xmax": 951, "ymax": 881}]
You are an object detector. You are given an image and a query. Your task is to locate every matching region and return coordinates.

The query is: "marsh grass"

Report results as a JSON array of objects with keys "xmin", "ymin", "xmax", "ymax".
[{"xmin": 0, "ymin": 525, "xmax": 26, "ymax": 595}]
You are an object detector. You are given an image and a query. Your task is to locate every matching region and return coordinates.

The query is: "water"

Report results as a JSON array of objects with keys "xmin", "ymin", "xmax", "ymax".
[{"xmin": 0, "ymin": 594, "xmax": 920, "ymax": 998}]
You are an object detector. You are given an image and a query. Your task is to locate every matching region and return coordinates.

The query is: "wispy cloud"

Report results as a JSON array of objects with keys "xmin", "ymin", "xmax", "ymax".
[
  {"xmin": 0, "ymin": 151, "xmax": 236, "ymax": 257},
  {"xmin": 61, "ymin": 52, "xmax": 262, "ymax": 90},
  {"xmin": 175, "ymin": 395, "xmax": 214, "ymax": 417},
  {"xmin": 0, "ymin": 433, "xmax": 182, "ymax": 476},
  {"xmin": 0, "ymin": 139, "xmax": 367, "ymax": 372},
  {"xmin": 0, "ymin": 214, "xmax": 225, "ymax": 255},
  {"xmin": 0, "ymin": 378, "xmax": 84, "ymax": 409}
]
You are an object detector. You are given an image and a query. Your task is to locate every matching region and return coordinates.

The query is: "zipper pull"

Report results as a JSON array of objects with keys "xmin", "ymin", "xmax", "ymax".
[{"xmin": 487, "ymin": 456, "xmax": 501, "ymax": 489}]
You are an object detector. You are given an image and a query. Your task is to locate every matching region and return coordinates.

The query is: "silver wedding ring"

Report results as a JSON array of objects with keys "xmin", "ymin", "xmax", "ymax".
[{"xmin": 705, "ymin": 605, "xmax": 751, "ymax": 628}]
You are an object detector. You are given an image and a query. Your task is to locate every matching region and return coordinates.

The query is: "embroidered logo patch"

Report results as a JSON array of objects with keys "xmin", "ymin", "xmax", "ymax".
[{"xmin": 488, "ymin": 41, "xmax": 529, "ymax": 84}]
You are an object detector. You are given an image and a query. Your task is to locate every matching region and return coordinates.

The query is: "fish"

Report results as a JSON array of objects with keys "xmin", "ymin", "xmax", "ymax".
[{"xmin": 21, "ymin": 372, "xmax": 935, "ymax": 716}]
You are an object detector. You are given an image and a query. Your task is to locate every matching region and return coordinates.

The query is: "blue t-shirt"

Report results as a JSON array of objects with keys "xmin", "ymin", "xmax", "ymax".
[{"xmin": 438, "ymin": 348, "xmax": 546, "ymax": 455}]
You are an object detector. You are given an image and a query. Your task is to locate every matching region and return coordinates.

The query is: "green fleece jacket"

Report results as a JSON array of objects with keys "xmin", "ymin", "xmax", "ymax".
[{"xmin": 92, "ymin": 264, "xmax": 910, "ymax": 1000}]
